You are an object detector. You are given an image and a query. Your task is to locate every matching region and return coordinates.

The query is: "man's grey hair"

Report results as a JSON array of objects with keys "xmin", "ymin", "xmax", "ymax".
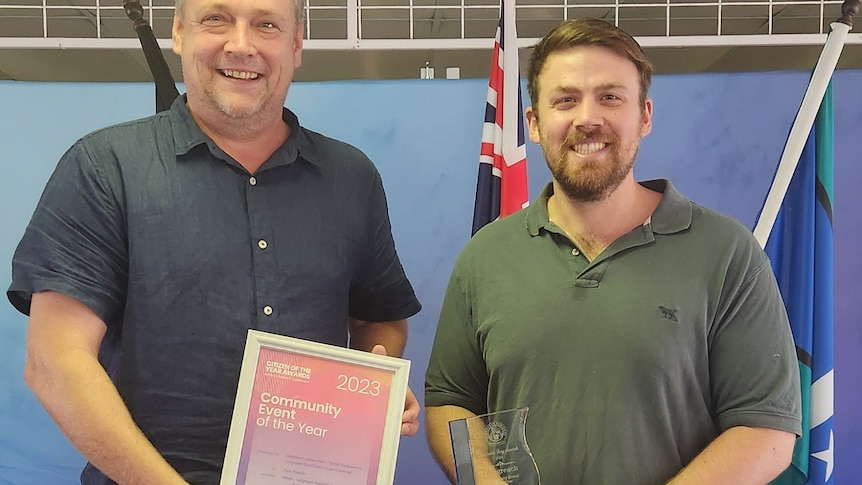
[{"xmin": 174, "ymin": 0, "xmax": 307, "ymax": 25}]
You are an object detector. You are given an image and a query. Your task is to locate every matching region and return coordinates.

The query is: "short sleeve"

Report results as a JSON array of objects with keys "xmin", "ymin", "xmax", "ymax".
[
  {"xmin": 8, "ymin": 138, "xmax": 128, "ymax": 325},
  {"xmin": 709, "ymin": 253, "xmax": 803, "ymax": 436},
  {"xmin": 424, "ymin": 263, "xmax": 490, "ymax": 415},
  {"xmin": 348, "ymin": 169, "xmax": 420, "ymax": 322}
]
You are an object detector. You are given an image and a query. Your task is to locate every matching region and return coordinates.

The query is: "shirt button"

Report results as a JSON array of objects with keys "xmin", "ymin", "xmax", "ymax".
[
  {"xmin": 258, "ymin": 239, "xmax": 268, "ymax": 250},
  {"xmin": 249, "ymin": 176, "xmax": 257, "ymax": 186},
  {"xmin": 263, "ymin": 305, "xmax": 273, "ymax": 316},
  {"xmin": 571, "ymin": 248, "xmax": 580, "ymax": 256}
]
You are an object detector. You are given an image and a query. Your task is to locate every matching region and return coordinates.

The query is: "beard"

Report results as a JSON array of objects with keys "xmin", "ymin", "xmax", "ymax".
[
  {"xmin": 206, "ymin": 84, "xmax": 273, "ymax": 120},
  {"xmin": 541, "ymin": 125, "xmax": 640, "ymax": 203}
]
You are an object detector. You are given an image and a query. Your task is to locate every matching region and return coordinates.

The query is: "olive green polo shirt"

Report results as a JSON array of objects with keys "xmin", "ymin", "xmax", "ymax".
[{"xmin": 425, "ymin": 179, "xmax": 801, "ymax": 485}]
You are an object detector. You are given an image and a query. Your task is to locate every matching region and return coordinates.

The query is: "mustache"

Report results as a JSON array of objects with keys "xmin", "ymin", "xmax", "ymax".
[{"xmin": 564, "ymin": 129, "xmax": 615, "ymax": 146}]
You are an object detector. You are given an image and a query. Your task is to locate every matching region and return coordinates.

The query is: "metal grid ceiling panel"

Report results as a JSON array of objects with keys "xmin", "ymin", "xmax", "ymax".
[{"xmin": 0, "ymin": 0, "xmax": 848, "ymax": 49}]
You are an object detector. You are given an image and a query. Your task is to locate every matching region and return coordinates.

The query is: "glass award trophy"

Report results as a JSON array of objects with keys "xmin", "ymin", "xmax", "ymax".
[{"xmin": 448, "ymin": 407, "xmax": 540, "ymax": 485}]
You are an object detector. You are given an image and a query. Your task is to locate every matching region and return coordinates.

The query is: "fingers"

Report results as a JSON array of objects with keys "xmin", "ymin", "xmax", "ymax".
[
  {"xmin": 400, "ymin": 386, "xmax": 421, "ymax": 436},
  {"xmin": 369, "ymin": 346, "xmax": 421, "ymax": 436},
  {"xmin": 401, "ymin": 420, "xmax": 420, "ymax": 436}
]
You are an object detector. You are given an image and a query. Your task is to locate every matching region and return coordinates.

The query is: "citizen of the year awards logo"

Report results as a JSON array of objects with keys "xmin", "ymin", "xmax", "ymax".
[
  {"xmin": 485, "ymin": 420, "xmax": 507, "ymax": 445},
  {"xmin": 264, "ymin": 360, "xmax": 312, "ymax": 382}
]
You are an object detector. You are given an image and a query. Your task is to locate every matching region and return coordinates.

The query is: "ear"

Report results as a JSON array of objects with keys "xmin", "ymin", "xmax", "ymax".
[
  {"xmin": 293, "ymin": 24, "xmax": 304, "ymax": 68},
  {"xmin": 525, "ymin": 106, "xmax": 541, "ymax": 144},
  {"xmin": 171, "ymin": 12, "xmax": 183, "ymax": 56},
  {"xmin": 640, "ymin": 98, "xmax": 653, "ymax": 137}
]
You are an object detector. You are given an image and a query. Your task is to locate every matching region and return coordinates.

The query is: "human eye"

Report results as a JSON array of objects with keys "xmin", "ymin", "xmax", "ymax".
[
  {"xmin": 601, "ymin": 93, "xmax": 624, "ymax": 105},
  {"xmin": 256, "ymin": 16, "xmax": 285, "ymax": 33},
  {"xmin": 552, "ymin": 96, "xmax": 577, "ymax": 109},
  {"xmin": 198, "ymin": 12, "xmax": 229, "ymax": 28}
]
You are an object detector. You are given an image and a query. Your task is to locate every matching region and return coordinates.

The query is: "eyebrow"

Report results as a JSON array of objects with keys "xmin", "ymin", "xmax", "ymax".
[
  {"xmin": 550, "ymin": 82, "xmax": 630, "ymax": 95},
  {"xmin": 197, "ymin": 2, "xmax": 288, "ymax": 19}
]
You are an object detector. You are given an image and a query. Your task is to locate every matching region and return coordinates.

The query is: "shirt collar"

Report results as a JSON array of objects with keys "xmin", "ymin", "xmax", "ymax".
[
  {"xmin": 168, "ymin": 95, "xmax": 207, "ymax": 156},
  {"xmin": 525, "ymin": 182, "xmax": 555, "ymax": 237},
  {"xmin": 525, "ymin": 179, "xmax": 692, "ymax": 237},
  {"xmin": 167, "ymin": 95, "xmax": 322, "ymax": 168},
  {"xmin": 640, "ymin": 179, "xmax": 692, "ymax": 234}
]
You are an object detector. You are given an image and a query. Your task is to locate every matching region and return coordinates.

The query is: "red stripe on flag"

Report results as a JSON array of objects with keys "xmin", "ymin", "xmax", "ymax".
[{"xmin": 472, "ymin": 0, "xmax": 529, "ymax": 234}]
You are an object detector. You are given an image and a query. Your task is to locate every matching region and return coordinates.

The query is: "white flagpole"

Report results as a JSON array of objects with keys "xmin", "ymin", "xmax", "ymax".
[
  {"xmin": 752, "ymin": 21, "xmax": 850, "ymax": 248},
  {"xmin": 500, "ymin": 0, "xmax": 520, "ymax": 169}
]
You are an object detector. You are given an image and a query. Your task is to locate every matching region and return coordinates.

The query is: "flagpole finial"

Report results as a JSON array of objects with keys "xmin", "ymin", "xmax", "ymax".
[
  {"xmin": 838, "ymin": 0, "xmax": 859, "ymax": 27},
  {"xmin": 123, "ymin": 0, "xmax": 149, "ymax": 31}
]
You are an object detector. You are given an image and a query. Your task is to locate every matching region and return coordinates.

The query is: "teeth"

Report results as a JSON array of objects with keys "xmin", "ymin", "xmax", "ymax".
[
  {"xmin": 222, "ymin": 70, "xmax": 259, "ymax": 80},
  {"xmin": 572, "ymin": 142, "xmax": 606, "ymax": 154}
]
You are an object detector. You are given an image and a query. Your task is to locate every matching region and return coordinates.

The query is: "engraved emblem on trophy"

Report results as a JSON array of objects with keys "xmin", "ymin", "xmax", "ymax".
[{"xmin": 448, "ymin": 407, "xmax": 541, "ymax": 484}]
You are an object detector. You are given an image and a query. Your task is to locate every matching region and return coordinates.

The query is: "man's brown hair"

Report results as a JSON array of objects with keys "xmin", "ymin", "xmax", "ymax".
[{"xmin": 527, "ymin": 18, "xmax": 654, "ymax": 111}]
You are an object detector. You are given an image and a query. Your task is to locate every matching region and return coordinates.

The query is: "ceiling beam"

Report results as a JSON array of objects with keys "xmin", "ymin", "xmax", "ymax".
[
  {"xmin": 427, "ymin": 2, "xmax": 445, "ymax": 71},
  {"xmin": 758, "ymin": 4, "xmax": 793, "ymax": 35},
  {"xmin": 430, "ymin": 4, "xmax": 444, "ymax": 39}
]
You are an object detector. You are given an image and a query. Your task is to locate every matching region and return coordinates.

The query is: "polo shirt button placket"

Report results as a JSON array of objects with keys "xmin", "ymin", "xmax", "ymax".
[{"xmin": 249, "ymin": 176, "xmax": 257, "ymax": 186}]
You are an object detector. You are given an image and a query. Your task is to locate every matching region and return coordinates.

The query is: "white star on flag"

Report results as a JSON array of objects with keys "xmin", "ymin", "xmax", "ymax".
[{"xmin": 811, "ymin": 429, "xmax": 834, "ymax": 482}]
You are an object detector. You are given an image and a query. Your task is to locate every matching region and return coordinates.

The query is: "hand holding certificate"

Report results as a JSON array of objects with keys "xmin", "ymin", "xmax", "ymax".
[
  {"xmin": 370, "ymin": 344, "xmax": 420, "ymax": 437},
  {"xmin": 221, "ymin": 330, "xmax": 411, "ymax": 485}
]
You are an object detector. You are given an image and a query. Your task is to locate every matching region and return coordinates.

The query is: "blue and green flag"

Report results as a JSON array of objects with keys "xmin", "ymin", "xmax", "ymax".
[{"xmin": 766, "ymin": 82, "xmax": 834, "ymax": 485}]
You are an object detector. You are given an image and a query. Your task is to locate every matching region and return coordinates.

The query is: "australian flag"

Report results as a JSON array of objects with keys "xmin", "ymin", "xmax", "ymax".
[
  {"xmin": 766, "ymin": 82, "xmax": 835, "ymax": 485},
  {"xmin": 471, "ymin": 0, "xmax": 529, "ymax": 235}
]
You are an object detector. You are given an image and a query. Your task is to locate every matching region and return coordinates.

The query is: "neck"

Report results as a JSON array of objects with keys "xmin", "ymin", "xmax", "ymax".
[
  {"xmin": 188, "ymin": 103, "xmax": 290, "ymax": 174},
  {"xmin": 547, "ymin": 176, "xmax": 661, "ymax": 260}
]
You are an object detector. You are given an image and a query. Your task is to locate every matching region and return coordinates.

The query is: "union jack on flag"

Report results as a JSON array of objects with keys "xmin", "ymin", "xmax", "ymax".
[{"xmin": 471, "ymin": 0, "xmax": 529, "ymax": 235}]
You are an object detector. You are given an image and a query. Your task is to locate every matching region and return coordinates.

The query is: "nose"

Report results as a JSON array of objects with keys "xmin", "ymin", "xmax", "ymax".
[
  {"xmin": 573, "ymin": 99, "xmax": 604, "ymax": 131},
  {"xmin": 225, "ymin": 22, "xmax": 257, "ymax": 56}
]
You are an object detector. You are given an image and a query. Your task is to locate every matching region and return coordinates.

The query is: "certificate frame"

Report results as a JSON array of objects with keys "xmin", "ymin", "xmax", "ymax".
[{"xmin": 220, "ymin": 329, "xmax": 411, "ymax": 485}]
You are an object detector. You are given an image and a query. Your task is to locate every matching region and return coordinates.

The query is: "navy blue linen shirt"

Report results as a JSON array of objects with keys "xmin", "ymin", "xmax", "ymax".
[{"xmin": 8, "ymin": 96, "xmax": 420, "ymax": 484}]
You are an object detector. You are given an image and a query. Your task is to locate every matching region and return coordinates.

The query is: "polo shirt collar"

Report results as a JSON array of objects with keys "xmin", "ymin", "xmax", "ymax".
[
  {"xmin": 167, "ymin": 94, "xmax": 322, "ymax": 168},
  {"xmin": 525, "ymin": 182, "xmax": 555, "ymax": 237},
  {"xmin": 525, "ymin": 178, "xmax": 691, "ymax": 237},
  {"xmin": 641, "ymin": 179, "xmax": 692, "ymax": 234}
]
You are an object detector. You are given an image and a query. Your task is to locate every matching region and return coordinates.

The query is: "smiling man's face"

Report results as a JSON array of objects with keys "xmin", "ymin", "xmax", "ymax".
[
  {"xmin": 526, "ymin": 45, "xmax": 653, "ymax": 202},
  {"xmin": 172, "ymin": 0, "xmax": 304, "ymax": 124}
]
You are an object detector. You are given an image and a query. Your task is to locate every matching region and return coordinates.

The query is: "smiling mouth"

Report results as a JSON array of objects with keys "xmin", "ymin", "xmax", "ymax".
[
  {"xmin": 221, "ymin": 69, "xmax": 260, "ymax": 80},
  {"xmin": 571, "ymin": 142, "xmax": 608, "ymax": 155}
]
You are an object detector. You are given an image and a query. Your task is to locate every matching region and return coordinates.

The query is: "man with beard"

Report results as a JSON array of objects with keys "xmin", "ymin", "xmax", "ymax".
[
  {"xmin": 8, "ymin": 0, "xmax": 421, "ymax": 483},
  {"xmin": 424, "ymin": 18, "xmax": 801, "ymax": 485}
]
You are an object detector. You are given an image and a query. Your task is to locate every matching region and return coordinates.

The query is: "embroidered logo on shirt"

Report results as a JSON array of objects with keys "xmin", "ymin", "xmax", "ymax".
[{"xmin": 658, "ymin": 305, "xmax": 678, "ymax": 322}]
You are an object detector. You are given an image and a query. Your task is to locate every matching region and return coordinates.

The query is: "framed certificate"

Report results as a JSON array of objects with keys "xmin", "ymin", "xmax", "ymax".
[{"xmin": 220, "ymin": 329, "xmax": 411, "ymax": 485}]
